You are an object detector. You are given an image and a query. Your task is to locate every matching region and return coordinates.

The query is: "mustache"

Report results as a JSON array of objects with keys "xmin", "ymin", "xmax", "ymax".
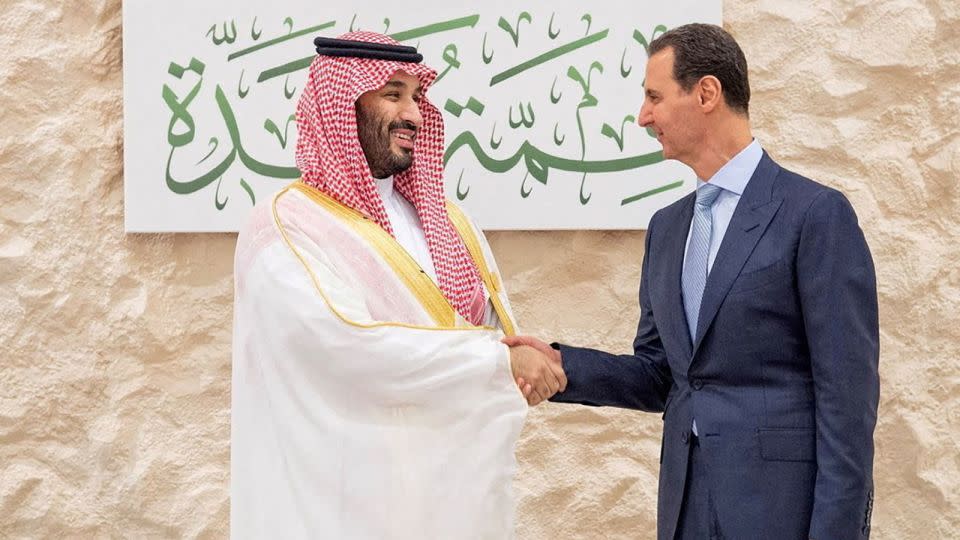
[{"xmin": 388, "ymin": 120, "xmax": 418, "ymax": 132}]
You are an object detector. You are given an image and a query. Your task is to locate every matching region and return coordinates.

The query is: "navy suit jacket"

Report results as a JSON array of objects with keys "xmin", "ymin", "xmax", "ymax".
[{"xmin": 552, "ymin": 153, "xmax": 879, "ymax": 539}]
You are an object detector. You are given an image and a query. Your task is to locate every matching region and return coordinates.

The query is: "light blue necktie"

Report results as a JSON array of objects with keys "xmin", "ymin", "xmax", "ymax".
[{"xmin": 682, "ymin": 183, "xmax": 723, "ymax": 342}]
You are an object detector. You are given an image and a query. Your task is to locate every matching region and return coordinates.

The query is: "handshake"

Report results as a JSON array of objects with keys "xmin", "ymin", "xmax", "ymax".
[{"xmin": 503, "ymin": 335, "xmax": 566, "ymax": 406}]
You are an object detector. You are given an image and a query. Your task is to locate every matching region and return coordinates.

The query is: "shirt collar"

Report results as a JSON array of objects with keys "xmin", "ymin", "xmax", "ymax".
[
  {"xmin": 374, "ymin": 175, "xmax": 396, "ymax": 201},
  {"xmin": 697, "ymin": 139, "xmax": 762, "ymax": 196}
]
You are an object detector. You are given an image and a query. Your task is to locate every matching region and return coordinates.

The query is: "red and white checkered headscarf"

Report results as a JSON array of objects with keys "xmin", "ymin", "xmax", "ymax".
[{"xmin": 295, "ymin": 31, "xmax": 486, "ymax": 325}]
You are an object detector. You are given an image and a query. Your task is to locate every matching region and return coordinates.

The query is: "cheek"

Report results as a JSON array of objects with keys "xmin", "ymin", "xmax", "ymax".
[
  {"xmin": 382, "ymin": 104, "xmax": 401, "ymax": 123},
  {"xmin": 655, "ymin": 104, "xmax": 675, "ymax": 123},
  {"xmin": 669, "ymin": 107, "xmax": 697, "ymax": 136},
  {"xmin": 653, "ymin": 109, "xmax": 673, "ymax": 132}
]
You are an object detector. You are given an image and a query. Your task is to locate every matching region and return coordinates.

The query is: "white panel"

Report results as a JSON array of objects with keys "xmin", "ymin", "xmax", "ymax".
[{"xmin": 123, "ymin": 1, "xmax": 722, "ymax": 232}]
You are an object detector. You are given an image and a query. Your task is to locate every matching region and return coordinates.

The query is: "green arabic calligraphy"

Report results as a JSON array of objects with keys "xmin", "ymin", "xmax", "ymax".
[
  {"xmin": 490, "ymin": 29, "xmax": 608, "ymax": 86},
  {"xmin": 508, "ymin": 102, "xmax": 535, "ymax": 129},
  {"xmin": 283, "ymin": 75, "xmax": 296, "ymax": 99},
  {"xmin": 498, "ymin": 12, "xmax": 532, "ymax": 46},
  {"xmin": 228, "ymin": 21, "xmax": 335, "ymax": 61},
  {"xmin": 197, "ymin": 137, "xmax": 219, "ymax": 165},
  {"xmin": 621, "ymin": 180, "xmax": 683, "ymax": 205},
  {"xmin": 550, "ymin": 76, "xmax": 563, "ymax": 104},
  {"xmin": 240, "ymin": 178, "xmax": 256, "ymax": 205},
  {"xmin": 455, "ymin": 170, "xmax": 470, "ymax": 200},
  {"xmin": 162, "ymin": 11, "xmax": 680, "ymax": 215},
  {"xmin": 632, "ymin": 25, "xmax": 668, "ymax": 55},
  {"xmin": 207, "ymin": 20, "xmax": 237, "ymax": 45},
  {"xmin": 489, "ymin": 123, "xmax": 502, "ymax": 149},
  {"xmin": 445, "ymin": 97, "xmax": 485, "ymax": 118},
  {"xmin": 567, "ymin": 61, "xmax": 604, "ymax": 203},
  {"xmin": 237, "ymin": 69, "xmax": 249, "ymax": 98},
  {"xmin": 620, "ymin": 48, "xmax": 632, "ymax": 78},
  {"xmin": 164, "ymin": 80, "xmax": 298, "ymax": 196},
  {"xmin": 434, "ymin": 44, "xmax": 461, "ymax": 84},
  {"xmin": 601, "ymin": 115, "xmax": 636, "ymax": 151},
  {"xmin": 547, "ymin": 13, "xmax": 560, "ymax": 39},
  {"xmin": 444, "ymin": 131, "xmax": 663, "ymax": 181},
  {"xmin": 264, "ymin": 114, "xmax": 296, "ymax": 149},
  {"xmin": 482, "ymin": 32, "xmax": 494, "ymax": 64},
  {"xmin": 389, "ymin": 14, "xmax": 479, "ymax": 42}
]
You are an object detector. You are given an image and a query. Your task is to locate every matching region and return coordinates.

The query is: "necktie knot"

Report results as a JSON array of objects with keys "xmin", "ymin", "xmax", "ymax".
[{"xmin": 696, "ymin": 183, "xmax": 723, "ymax": 208}]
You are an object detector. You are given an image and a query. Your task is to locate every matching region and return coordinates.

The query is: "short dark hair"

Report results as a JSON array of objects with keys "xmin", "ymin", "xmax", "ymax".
[{"xmin": 648, "ymin": 23, "xmax": 750, "ymax": 115}]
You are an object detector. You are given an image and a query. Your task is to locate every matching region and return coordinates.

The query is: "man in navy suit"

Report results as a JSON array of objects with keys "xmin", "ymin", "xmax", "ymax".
[{"xmin": 507, "ymin": 24, "xmax": 879, "ymax": 539}]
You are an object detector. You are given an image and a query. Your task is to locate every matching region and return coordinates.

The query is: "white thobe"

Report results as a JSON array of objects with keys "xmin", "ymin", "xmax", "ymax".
[{"xmin": 231, "ymin": 182, "xmax": 526, "ymax": 539}]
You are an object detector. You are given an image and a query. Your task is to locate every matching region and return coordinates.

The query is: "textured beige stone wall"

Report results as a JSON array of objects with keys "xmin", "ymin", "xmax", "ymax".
[{"xmin": 1, "ymin": 0, "xmax": 957, "ymax": 538}]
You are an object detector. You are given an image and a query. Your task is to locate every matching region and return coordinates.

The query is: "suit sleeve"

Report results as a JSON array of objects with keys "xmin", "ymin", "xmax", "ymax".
[
  {"xmin": 549, "ymin": 214, "xmax": 673, "ymax": 411},
  {"xmin": 798, "ymin": 190, "xmax": 880, "ymax": 539}
]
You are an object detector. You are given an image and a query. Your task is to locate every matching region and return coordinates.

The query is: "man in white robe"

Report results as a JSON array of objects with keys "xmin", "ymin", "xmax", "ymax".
[{"xmin": 231, "ymin": 31, "xmax": 563, "ymax": 539}]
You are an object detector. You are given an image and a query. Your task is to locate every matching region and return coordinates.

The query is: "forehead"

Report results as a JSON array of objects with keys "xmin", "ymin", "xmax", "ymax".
[
  {"xmin": 644, "ymin": 48, "xmax": 675, "ymax": 85},
  {"xmin": 380, "ymin": 70, "xmax": 422, "ymax": 90}
]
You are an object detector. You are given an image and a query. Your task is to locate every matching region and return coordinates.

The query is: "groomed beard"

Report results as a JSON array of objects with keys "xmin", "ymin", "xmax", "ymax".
[{"xmin": 356, "ymin": 104, "xmax": 416, "ymax": 179}]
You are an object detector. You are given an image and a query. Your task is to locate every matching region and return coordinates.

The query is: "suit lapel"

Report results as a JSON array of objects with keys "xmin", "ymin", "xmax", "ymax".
[
  {"xmin": 692, "ymin": 153, "xmax": 783, "ymax": 356},
  {"xmin": 660, "ymin": 194, "xmax": 695, "ymax": 360}
]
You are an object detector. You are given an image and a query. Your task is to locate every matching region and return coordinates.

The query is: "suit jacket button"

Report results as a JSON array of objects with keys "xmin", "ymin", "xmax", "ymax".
[
  {"xmin": 692, "ymin": 379, "xmax": 704, "ymax": 390},
  {"xmin": 681, "ymin": 433, "xmax": 690, "ymax": 444}
]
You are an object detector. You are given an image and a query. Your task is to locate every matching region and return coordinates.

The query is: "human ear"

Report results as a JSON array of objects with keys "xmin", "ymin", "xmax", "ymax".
[{"xmin": 698, "ymin": 76, "xmax": 722, "ymax": 112}]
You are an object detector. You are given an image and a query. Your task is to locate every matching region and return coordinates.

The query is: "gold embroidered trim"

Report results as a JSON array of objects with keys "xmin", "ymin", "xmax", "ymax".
[
  {"xmin": 285, "ymin": 181, "xmax": 459, "ymax": 327},
  {"xmin": 446, "ymin": 201, "xmax": 517, "ymax": 336}
]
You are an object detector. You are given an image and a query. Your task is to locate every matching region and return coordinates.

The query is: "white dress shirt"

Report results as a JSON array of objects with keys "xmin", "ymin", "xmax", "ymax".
[
  {"xmin": 683, "ymin": 139, "xmax": 764, "ymax": 273},
  {"xmin": 375, "ymin": 176, "xmax": 438, "ymax": 281},
  {"xmin": 374, "ymin": 176, "xmax": 496, "ymax": 326}
]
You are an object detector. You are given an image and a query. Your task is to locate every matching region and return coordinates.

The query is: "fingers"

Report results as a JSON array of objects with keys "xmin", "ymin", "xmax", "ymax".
[
  {"xmin": 541, "ymin": 364, "xmax": 561, "ymax": 396},
  {"xmin": 547, "ymin": 357, "xmax": 567, "ymax": 392},
  {"xmin": 539, "ymin": 355, "xmax": 567, "ymax": 400},
  {"xmin": 516, "ymin": 377, "xmax": 540, "ymax": 406},
  {"xmin": 502, "ymin": 335, "xmax": 554, "ymax": 357},
  {"xmin": 518, "ymin": 377, "xmax": 539, "ymax": 404},
  {"xmin": 527, "ymin": 386, "xmax": 546, "ymax": 406},
  {"xmin": 501, "ymin": 335, "xmax": 536, "ymax": 348},
  {"xmin": 510, "ymin": 344, "xmax": 567, "ymax": 406},
  {"xmin": 534, "ymin": 379, "xmax": 551, "ymax": 402}
]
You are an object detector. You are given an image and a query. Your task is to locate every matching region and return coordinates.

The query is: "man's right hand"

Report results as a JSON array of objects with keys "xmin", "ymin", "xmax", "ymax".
[{"xmin": 504, "ymin": 338, "xmax": 566, "ymax": 406}]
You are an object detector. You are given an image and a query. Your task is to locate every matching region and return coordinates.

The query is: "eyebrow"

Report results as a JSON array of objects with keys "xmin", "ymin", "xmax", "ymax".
[{"xmin": 384, "ymin": 80, "xmax": 423, "ymax": 94}]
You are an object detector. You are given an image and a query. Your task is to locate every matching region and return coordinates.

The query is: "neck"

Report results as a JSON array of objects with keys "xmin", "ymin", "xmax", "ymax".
[{"xmin": 688, "ymin": 114, "xmax": 753, "ymax": 181}]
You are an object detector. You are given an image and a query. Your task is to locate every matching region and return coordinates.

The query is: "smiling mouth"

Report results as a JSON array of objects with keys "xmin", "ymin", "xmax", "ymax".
[{"xmin": 391, "ymin": 130, "xmax": 416, "ymax": 150}]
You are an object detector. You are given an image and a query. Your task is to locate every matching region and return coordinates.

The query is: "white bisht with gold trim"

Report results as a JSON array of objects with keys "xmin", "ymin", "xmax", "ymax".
[{"xmin": 231, "ymin": 182, "xmax": 527, "ymax": 539}]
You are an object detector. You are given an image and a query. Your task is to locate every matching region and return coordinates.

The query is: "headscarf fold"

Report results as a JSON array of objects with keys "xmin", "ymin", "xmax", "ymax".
[{"xmin": 295, "ymin": 31, "xmax": 486, "ymax": 325}]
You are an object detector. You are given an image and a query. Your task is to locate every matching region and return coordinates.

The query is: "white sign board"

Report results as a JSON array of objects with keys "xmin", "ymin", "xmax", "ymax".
[{"xmin": 123, "ymin": 1, "xmax": 721, "ymax": 232}]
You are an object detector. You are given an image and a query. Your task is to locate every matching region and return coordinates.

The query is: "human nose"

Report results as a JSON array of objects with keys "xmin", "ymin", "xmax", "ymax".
[
  {"xmin": 638, "ymin": 101, "xmax": 653, "ymax": 127},
  {"xmin": 399, "ymin": 98, "xmax": 423, "ymax": 129}
]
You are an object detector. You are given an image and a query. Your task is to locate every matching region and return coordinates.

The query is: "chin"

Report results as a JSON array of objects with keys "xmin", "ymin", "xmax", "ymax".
[
  {"xmin": 391, "ymin": 154, "xmax": 414, "ymax": 174},
  {"xmin": 396, "ymin": 149, "xmax": 414, "ymax": 163},
  {"xmin": 389, "ymin": 145, "xmax": 413, "ymax": 158}
]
